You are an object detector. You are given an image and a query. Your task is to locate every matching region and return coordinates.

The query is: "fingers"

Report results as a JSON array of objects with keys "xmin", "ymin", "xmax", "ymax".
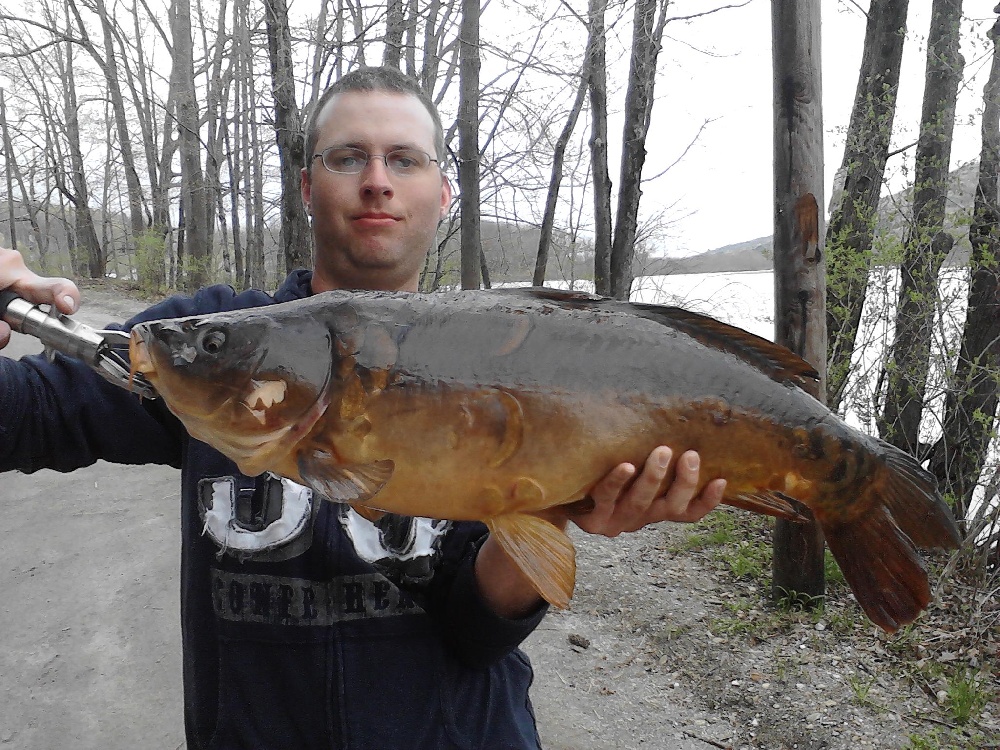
[
  {"xmin": 0, "ymin": 246, "xmax": 80, "ymax": 314},
  {"xmin": 574, "ymin": 447, "xmax": 726, "ymax": 538},
  {"xmin": 17, "ymin": 278, "xmax": 80, "ymax": 314},
  {"xmin": 664, "ymin": 476, "xmax": 726, "ymax": 523},
  {"xmin": 578, "ymin": 460, "xmax": 638, "ymax": 532}
]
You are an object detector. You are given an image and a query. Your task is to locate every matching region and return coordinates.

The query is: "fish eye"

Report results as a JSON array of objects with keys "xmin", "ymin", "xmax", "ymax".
[{"xmin": 200, "ymin": 329, "xmax": 227, "ymax": 355}]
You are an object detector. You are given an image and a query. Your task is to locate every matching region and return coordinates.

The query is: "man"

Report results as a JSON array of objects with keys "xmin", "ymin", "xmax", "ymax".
[{"xmin": 0, "ymin": 67, "xmax": 725, "ymax": 749}]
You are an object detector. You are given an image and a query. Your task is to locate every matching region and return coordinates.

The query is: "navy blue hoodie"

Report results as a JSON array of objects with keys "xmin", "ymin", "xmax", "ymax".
[{"xmin": 0, "ymin": 270, "xmax": 545, "ymax": 749}]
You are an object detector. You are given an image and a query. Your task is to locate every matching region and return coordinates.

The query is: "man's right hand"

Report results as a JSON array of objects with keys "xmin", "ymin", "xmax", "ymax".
[{"xmin": 0, "ymin": 246, "xmax": 81, "ymax": 350}]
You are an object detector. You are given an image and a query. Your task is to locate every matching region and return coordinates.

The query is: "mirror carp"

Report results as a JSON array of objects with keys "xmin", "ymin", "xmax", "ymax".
[{"xmin": 129, "ymin": 287, "xmax": 961, "ymax": 633}]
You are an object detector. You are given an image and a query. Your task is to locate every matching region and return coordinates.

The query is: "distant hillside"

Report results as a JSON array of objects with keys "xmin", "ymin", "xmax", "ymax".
[{"xmin": 666, "ymin": 159, "xmax": 981, "ymax": 275}]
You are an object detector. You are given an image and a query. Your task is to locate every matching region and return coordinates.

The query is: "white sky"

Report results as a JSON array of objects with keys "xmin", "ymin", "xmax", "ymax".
[{"xmin": 624, "ymin": 0, "xmax": 997, "ymax": 256}]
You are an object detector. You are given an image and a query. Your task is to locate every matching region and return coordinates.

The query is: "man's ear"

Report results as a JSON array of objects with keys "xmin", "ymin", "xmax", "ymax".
[
  {"xmin": 439, "ymin": 175, "xmax": 452, "ymax": 220},
  {"xmin": 300, "ymin": 167, "xmax": 312, "ymax": 215}
]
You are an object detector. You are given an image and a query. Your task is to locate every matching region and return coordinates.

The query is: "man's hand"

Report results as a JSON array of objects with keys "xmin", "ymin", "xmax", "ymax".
[
  {"xmin": 573, "ymin": 447, "xmax": 726, "ymax": 537},
  {"xmin": 0, "ymin": 246, "xmax": 80, "ymax": 350}
]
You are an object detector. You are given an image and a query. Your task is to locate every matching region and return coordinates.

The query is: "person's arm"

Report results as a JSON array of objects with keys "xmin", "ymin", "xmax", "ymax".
[
  {"xmin": 473, "ymin": 447, "xmax": 726, "ymax": 619},
  {"xmin": 0, "ymin": 247, "xmax": 176, "ymax": 473},
  {"xmin": 0, "ymin": 245, "xmax": 265, "ymax": 473}
]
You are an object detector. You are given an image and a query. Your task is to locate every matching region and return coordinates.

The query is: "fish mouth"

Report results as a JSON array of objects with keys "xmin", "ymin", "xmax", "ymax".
[
  {"xmin": 129, "ymin": 329, "xmax": 156, "ymax": 387},
  {"xmin": 128, "ymin": 324, "xmax": 263, "ymax": 420}
]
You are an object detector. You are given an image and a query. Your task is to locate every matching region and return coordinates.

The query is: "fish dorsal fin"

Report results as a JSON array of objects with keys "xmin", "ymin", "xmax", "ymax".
[
  {"xmin": 631, "ymin": 304, "xmax": 819, "ymax": 386},
  {"xmin": 488, "ymin": 287, "xmax": 818, "ymax": 387},
  {"xmin": 486, "ymin": 513, "xmax": 576, "ymax": 609},
  {"xmin": 297, "ymin": 449, "xmax": 394, "ymax": 504}
]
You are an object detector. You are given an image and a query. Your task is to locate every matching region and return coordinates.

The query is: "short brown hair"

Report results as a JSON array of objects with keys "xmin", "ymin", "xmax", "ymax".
[{"xmin": 303, "ymin": 66, "xmax": 445, "ymax": 173}]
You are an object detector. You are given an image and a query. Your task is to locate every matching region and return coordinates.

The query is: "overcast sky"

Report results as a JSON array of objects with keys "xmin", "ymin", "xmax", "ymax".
[{"xmin": 631, "ymin": 0, "xmax": 997, "ymax": 256}]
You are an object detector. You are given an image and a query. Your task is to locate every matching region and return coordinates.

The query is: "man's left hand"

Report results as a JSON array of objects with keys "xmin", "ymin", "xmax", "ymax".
[{"xmin": 573, "ymin": 447, "xmax": 726, "ymax": 537}]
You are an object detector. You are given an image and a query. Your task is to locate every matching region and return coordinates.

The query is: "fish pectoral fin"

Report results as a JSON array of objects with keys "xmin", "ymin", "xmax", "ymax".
[
  {"xmin": 297, "ymin": 449, "xmax": 394, "ymax": 504},
  {"xmin": 486, "ymin": 514, "xmax": 576, "ymax": 609},
  {"xmin": 726, "ymin": 490, "xmax": 812, "ymax": 522},
  {"xmin": 352, "ymin": 505, "xmax": 387, "ymax": 524}
]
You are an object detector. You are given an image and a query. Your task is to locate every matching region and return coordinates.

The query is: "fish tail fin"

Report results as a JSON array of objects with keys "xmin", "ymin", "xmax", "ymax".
[
  {"xmin": 824, "ymin": 507, "xmax": 930, "ymax": 633},
  {"xmin": 877, "ymin": 443, "xmax": 962, "ymax": 549},
  {"xmin": 486, "ymin": 513, "xmax": 576, "ymax": 608},
  {"xmin": 822, "ymin": 446, "xmax": 961, "ymax": 633}
]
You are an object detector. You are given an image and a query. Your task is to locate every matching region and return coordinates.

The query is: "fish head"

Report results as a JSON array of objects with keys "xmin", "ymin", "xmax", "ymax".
[{"xmin": 129, "ymin": 307, "xmax": 334, "ymax": 470}]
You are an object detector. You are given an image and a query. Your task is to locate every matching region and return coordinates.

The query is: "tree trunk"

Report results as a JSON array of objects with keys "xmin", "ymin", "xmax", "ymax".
[
  {"xmin": 420, "ymin": 0, "xmax": 444, "ymax": 93},
  {"xmin": 0, "ymin": 89, "xmax": 17, "ymax": 251},
  {"xmin": 880, "ymin": 0, "xmax": 964, "ymax": 455},
  {"xmin": 70, "ymin": 0, "xmax": 147, "ymax": 266},
  {"xmin": 928, "ymin": 15, "xmax": 1000, "ymax": 522},
  {"xmin": 171, "ymin": 0, "xmax": 211, "ymax": 290},
  {"xmin": 384, "ymin": 0, "xmax": 404, "ymax": 68},
  {"xmin": 458, "ymin": 0, "xmax": 481, "ymax": 290},
  {"xmin": 533, "ymin": 63, "xmax": 589, "ymax": 286},
  {"xmin": 586, "ymin": 0, "xmax": 612, "ymax": 296},
  {"xmin": 825, "ymin": 0, "xmax": 909, "ymax": 409},
  {"xmin": 59, "ymin": 27, "xmax": 104, "ymax": 279},
  {"xmin": 609, "ymin": 0, "xmax": 669, "ymax": 301},
  {"xmin": 0, "ymin": 88, "xmax": 48, "ymax": 265},
  {"xmin": 265, "ymin": 0, "xmax": 312, "ymax": 275},
  {"xmin": 200, "ymin": 0, "xmax": 232, "ymax": 275},
  {"xmin": 248, "ymin": 58, "xmax": 267, "ymax": 290},
  {"xmin": 771, "ymin": 0, "xmax": 826, "ymax": 604}
]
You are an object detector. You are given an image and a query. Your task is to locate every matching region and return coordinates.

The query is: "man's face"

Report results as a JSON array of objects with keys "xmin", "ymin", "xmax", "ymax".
[{"xmin": 302, "ymin": 91, "xmax": 451, "ymax": 293}]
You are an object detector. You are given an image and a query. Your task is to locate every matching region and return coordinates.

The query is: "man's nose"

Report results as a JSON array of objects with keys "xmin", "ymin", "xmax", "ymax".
[{"xmin": 359, "ymin": 157, "xmax": 394, "ymax": 197}]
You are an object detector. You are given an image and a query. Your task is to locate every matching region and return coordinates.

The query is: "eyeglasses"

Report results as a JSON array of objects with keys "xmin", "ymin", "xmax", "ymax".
[{"xmin": 312, "ymin": 146, "xmax": 439, "ymax": 176}]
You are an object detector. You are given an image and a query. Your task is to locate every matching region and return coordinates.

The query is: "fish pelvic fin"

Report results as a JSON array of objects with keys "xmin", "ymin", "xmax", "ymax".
[
  {"xmin": 297, "ymin": 449, "xmax": 394, "ymax": 504},
  {"xmin": 486, "ymin": 514, "xmax": 576, "ymax": 609},
  {"xmin": 726, "ymin": 490, "xmax": 812, "ymax": 522},
  {"xmin": 822, "ymin": 444, "xmax": 961, "ymax": 633}
]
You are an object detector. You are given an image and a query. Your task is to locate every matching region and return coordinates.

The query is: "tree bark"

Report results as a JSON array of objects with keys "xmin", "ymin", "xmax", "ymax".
[
  {"xmin": 1, "ymin": 88, "xmax": 17, "ymax": 251},
  {"xmin": 825, "ymin": 0, "xmax": 909, "ymax": 409},
  {"xmin": 928, "ymin": 15, "xmax": 1000, "ymax": 522},
  {"xmin": 609, "ymin": 0, "xmax": 670, "ymax": 300},
  {"xmin": 384, "ymin": 0, "xmax": 404, "ymax": 69},
  {"xmin": 771, "ymin": 0, "xmax": 826, "ymax": 603},
  {"xmin": 58, "ymin": 23, "xmax": 104, "ymax": 279},
  {"xmin": 170, "ymin": 0, "xmax": 211, "ymax": 290},
  {"xmin": 69, "ymin": 0, "xmax": 148, "ymax": 267},
  {"xmin": 880, "ymin": 0, "xmax": 964, "ymax": 455},
  {"xmin": 265, "ymin": 0, "xmax": 312, "ymax": 275},
  {"xmin": 534, "ymin": 63, "xmax": 589, "ymax": 286},
  {"xmin": 586, "ymin": 0, "xmax": 612, "ymax": 296},
  {"xmin": 458, "ymin": 0, "xmax": 481, "ymax": 290}
]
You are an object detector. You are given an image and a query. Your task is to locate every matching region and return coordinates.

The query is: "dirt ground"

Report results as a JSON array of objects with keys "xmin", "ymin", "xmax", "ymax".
[{"xmin": 1, "ymin": 284, "xmax": 997, "ymax": 749}]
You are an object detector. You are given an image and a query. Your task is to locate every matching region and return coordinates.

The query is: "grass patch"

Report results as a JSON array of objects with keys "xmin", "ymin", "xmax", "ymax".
[
  {"xmin": 675, "ymin": 509, "xmax": 742, "ymax": 551},
  {"xmin": 943, "ymin": 668, "xmax": 990, "ymax": 726}
]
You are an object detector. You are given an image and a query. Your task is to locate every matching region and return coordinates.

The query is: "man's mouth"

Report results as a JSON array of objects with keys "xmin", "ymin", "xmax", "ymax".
[{"xmin": 354, "ymin": 212, "xmax": 401, "ymax": 224}]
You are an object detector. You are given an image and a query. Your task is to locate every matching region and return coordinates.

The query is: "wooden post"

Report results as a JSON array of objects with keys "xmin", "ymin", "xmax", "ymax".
[{"xmin": 771, "ymin": 0, "xmax": 827, "ymax": 604}]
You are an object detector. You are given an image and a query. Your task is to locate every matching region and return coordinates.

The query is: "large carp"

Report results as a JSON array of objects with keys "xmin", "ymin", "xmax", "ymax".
[{"xmin": 129, "ymin": 287, "xmax": 960, "ymax": 632}]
